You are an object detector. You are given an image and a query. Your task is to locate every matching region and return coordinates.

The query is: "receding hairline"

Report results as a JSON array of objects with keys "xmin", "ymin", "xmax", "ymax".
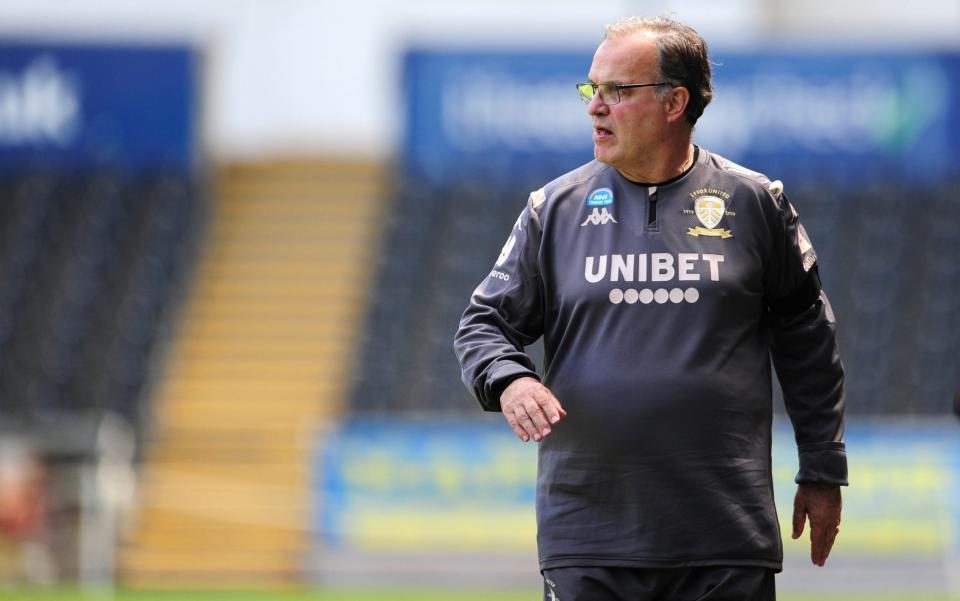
[{"xmin": 602, "ymin": 16, "xmax": 674, "ymax": 41}]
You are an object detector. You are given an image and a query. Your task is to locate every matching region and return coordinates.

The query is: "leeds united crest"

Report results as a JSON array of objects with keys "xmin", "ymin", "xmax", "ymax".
[{"xmin": 688, "ymin": 195, "xmax": 733, "ymax": 239}]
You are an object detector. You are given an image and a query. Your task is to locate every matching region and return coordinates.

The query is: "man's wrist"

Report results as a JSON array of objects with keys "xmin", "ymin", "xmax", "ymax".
[
  {"xmin": 797, "ymin": 481, "xmax": 840, "ymax": 490},
  {"xmin": 491, "ymin": 374, "xmax": 537, "ymax": 408}
]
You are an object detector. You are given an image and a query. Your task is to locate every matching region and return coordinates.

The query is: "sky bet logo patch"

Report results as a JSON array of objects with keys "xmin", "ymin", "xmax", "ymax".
[{"xmin": 586, "ymin": 188, "xmax": 614, "ymax": 207}]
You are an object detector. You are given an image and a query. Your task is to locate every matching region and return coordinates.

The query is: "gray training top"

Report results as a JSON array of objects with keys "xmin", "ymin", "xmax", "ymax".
[{"xmin": 454, "ymin": 147, "xmax": 847, "ymax": 572}]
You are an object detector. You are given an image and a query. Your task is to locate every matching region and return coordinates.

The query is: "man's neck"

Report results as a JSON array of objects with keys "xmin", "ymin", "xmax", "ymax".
[{"xmin": 616, "ymin": 141, "xmax": 695, "ymax": 185}]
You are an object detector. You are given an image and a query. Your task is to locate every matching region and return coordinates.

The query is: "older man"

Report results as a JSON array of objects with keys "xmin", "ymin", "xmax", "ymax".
[{"xmin": 454, "ymin": 16, "xmax": 847, "ymax": 601}]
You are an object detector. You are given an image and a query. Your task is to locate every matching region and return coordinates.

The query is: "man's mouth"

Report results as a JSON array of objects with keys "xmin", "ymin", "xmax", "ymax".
[{"xmin": 593, "ymin": 126, "xmax": 613, "ymax": 141}]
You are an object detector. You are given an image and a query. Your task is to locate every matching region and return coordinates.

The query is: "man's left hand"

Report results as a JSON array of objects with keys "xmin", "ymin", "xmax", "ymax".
[{"xmin": 792, "ymin": 482, "xmax": 842, "ymax": 567}]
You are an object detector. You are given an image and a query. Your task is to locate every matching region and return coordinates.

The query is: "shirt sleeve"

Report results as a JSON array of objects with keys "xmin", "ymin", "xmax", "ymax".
[
  {"xmin": 453, "ymin": 191, "xmax": 545, "ymax": 412},
  {"xmin": 762, "ymin": 181, "xmax": 848, "ymax": 486}
]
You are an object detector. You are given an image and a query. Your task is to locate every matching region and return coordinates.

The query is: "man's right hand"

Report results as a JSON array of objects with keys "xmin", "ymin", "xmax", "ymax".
[{"xmin": 500, "ymin": 377, "xmax": 566, "ymax": 442}]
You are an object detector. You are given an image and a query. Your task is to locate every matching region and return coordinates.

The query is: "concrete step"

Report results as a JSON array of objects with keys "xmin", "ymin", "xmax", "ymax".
[
  {"xmin": 163, "ymin": 357, "xmax": 343, "ymax": 378},
  {"xmin": 139, "ymin": 461, "xmax": 306, "ymax": 483},
  {"xmin": 218, "ymin": 177, "xmax": 382, "ymax": 196},
  {"xmin": 202, "ymin": 238, "xmax": 376, "ymax": 259},
  {"xmin": 126, "ymin": 526, "xmax": 305, "ymax": 553},
  {"xmin": 194, "ymin": 272, "xmax": 368, "ymax": 291},
  {"xmin": 143, "ymin": 434, "xmax": 315, "ymax": 459},
  {"xmin": 133, "ymin": 471, "xmax": 305, "ymax": 510},
  {"xmin": 173, "ymin": 341, "xmax": 350, "ymax": 360},
  {"xmin": 157, "ymin": 403, "xmax": 324, "ymax": 425},
  {"xmin": 188, "ymin": 284, "xmax": 366, "ymax": 304},
  {"xmin": 122, "ymin": 160, "xmax": 383, "ymax": 586},
  {"xmin": 156, "ymin": 378, "xmax": 337, "ymax": 398},
  {"xmin": 215, "ymin": 201, "xmax": 381, "ymax": 218},
  {"xmin": 121, "ymin": 548, "xmax": 303, "ymax": 574},
  {"xmin": 173, "ymin": 337, "xmax": 344, "ymax": 356}
]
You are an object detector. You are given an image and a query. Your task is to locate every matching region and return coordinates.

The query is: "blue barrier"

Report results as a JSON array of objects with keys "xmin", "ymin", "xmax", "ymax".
[
  {"xmin": 402, "ymin": 49, "xmax": 960, "ymax": 186},
  {"xmin": 0, "ymin": 42, "xmax": 196, "ymax": 170},
  {"xmin": 315, "ymin": 417, "xmax": 960, "ymax": 556}
]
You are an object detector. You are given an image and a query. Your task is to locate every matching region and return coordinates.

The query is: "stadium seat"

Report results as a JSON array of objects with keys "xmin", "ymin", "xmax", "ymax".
[{"xmin": 0, "ymin": 171, "xmax": 202, "ymax": 439}]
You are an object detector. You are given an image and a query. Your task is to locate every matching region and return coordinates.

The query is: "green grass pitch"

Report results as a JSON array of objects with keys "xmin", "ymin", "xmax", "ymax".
[{"xmin": 0, "ymin": 590, "xmax": 955, "ymax": 601}]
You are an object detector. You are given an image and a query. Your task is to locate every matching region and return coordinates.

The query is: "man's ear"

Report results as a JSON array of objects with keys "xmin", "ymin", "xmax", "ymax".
[{"xmin": 664, "ymin": 86, "xmax": 690, "ymax": 124}]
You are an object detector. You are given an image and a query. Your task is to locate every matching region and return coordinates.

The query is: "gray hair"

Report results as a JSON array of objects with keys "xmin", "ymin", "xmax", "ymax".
[{"xmin": 603, "ymin": 16, "xmax": 713, "ymax": 126}]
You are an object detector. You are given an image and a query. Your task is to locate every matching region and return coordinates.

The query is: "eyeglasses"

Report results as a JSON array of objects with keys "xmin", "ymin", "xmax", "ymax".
[{"xmin": 576, "ymin": 81, "xmax": 669, "ymax": 105}]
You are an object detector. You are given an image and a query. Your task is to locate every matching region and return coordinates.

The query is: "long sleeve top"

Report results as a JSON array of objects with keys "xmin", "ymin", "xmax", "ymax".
[{"xmin": 454, "ymin": 147, "xmax": 847, "ymax": 571}]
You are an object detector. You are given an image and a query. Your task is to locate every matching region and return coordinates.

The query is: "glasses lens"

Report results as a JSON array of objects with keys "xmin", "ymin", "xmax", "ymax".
[
  {"xmin": 577, "ymin": 83, "xmax": 593, "ymax": 102},
  {"xmin": 576, "ymin": 83, "xmax": 595, "ymax": 103},
  {"xmin": 598, "ymin": 83, "xmax": 620, "ymax": 105}
]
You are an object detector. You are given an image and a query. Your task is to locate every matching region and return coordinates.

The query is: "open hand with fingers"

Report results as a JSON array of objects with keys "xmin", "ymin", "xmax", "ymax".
[
  {"xmin": 499, "ymin": 377, "xmax": 566, "ymax": 442},
  {"xmin": 792, "ymin": 482, "xmax": 842, "ymax": 566}
]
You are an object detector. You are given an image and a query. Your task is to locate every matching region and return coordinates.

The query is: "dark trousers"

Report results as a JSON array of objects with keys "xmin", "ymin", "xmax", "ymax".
[{"xmin": 542, "ymin": 566, "xmax": 776, "ymax": 601}]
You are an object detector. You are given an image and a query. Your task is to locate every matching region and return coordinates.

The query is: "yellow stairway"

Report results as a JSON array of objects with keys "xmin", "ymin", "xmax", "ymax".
[{"xmin": 119, "ymin": 160, "xmax": 384, "ymax": 587}]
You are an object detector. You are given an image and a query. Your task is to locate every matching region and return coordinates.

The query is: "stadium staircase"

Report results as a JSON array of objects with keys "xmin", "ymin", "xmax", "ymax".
[{"xmin": 118, "ymin": 161, "xmax": 384, "ymax": 587}]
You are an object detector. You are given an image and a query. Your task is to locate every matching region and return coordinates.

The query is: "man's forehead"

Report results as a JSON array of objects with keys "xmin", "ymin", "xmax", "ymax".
[{"xmin": 589, "ymin": 34, "xmax": 658, "ymax": 82}]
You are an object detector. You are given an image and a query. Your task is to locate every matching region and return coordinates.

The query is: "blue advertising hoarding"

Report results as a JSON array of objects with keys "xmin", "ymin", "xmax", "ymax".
[
  {"xmin": 0, "ymin": 42, "xmax": 196, "ymax": 171},
  {"xmin": 403, "ymin": 48, "xmax": 960, "ymax": 186},
  {"xmin": 315, "ymin": 418, "xmax": 960, "ymax": 557},
  {"xmin": 403, "ymin": 49, "xmax": 589, "ymax": 188},
  {"xmin": 317, "ymin": 418, "xmax": 538, "ymax": 551}
]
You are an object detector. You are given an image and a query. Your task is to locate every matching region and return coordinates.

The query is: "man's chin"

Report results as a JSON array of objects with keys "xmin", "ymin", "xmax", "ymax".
[{"xmin": 593, "ymin": 146, "xmax": 618, "ymax": 167}]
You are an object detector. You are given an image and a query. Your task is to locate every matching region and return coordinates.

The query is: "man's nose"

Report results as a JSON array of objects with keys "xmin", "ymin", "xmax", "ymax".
[{"xmin": 587, "ymin": 92, "xmax": 608, "ymax": 116}]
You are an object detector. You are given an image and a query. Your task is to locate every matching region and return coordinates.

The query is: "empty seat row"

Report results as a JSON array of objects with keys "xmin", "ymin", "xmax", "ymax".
[{"xmin": 0, "ymin": 170, "xmax": 204, "ymax": 437}]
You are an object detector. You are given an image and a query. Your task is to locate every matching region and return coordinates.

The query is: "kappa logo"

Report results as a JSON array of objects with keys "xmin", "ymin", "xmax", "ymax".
[
  {"xmin": 798, "ymin": 226, "xmax": 812, "ymax": 255},
  {"xmin": 494, "ymin": 214, "xmax": 522, "ymax": 268},
  {"xmin": 495, "ymin": 234, "xmax": 516, "ymax": 267},
  {"xmin": 581, "ymin": 207, "xmax": 617, "ymax": 227},
  {"xmin": 797, "ymin": 224, "xmax": 817, "ymax": 272}
]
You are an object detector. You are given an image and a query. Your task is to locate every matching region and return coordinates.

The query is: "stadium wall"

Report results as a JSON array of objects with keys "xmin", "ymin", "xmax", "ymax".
[{"xmin": 0, "ymin": 1, "xmax": 958, "ymax": 161}]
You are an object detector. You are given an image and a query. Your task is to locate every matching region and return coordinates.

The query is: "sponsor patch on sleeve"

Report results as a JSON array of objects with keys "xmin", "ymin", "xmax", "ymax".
[{"xmin": 586, "ymin": 188, "xmax": 613, "ymax": 207}]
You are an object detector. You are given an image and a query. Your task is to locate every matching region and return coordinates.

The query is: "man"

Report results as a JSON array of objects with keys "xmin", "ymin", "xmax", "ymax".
[{"xmin": 454, "ymin": 16, "xmax": 846, "ymax": 601}]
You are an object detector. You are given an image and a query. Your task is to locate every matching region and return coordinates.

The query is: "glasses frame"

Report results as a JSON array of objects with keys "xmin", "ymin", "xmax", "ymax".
[{"xmin": 576, "ymin": 81, "xmax": 670, "ymax": 105}]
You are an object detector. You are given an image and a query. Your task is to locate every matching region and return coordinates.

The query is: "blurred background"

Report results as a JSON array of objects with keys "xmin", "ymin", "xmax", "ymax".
[{"xmin": 0, "ymin": 1, "xmax": 958, "ymax": 599}]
